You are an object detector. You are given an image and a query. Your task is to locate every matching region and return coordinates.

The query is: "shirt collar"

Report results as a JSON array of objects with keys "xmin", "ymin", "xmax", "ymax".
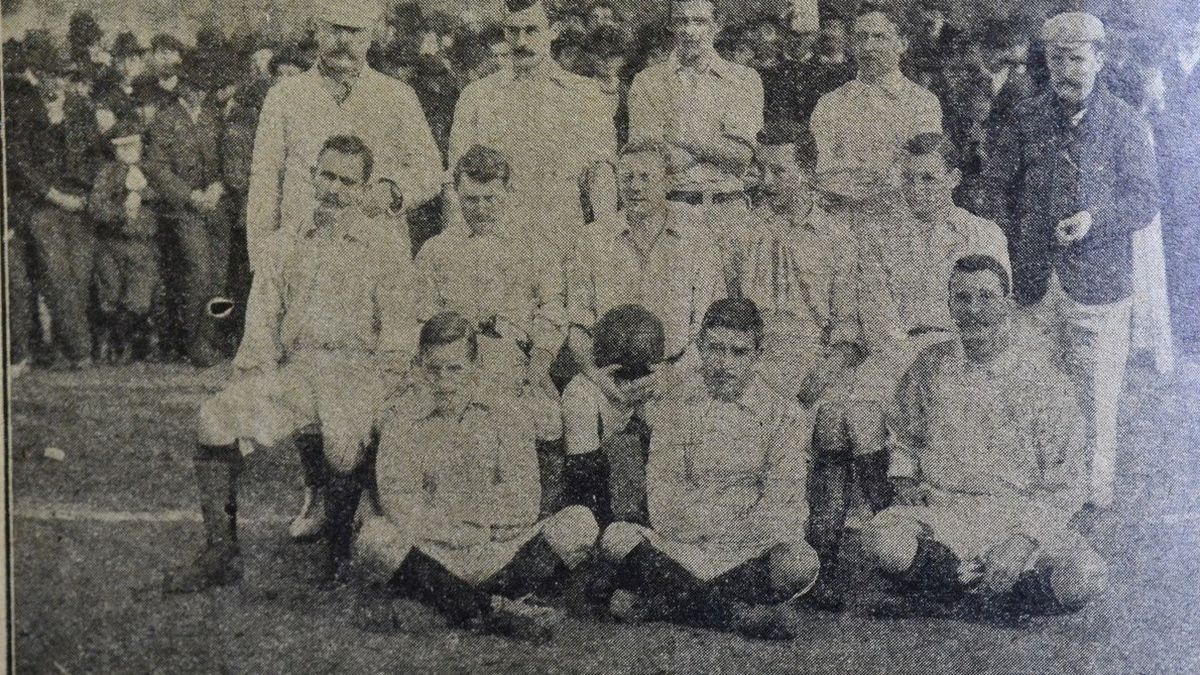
[
  {"xmin": 303, "ymin": 207, "xmax": 371, "ymax": 243},
  {"xmin": 619, "ymin": 210, "xmax": 678, "ymax": 241},
  {"xmin": 668, "ymin": 49, "xmax": 726, "ymax": 78},
  {"xmin": 854, "ymin": 69, "xmax": 907, "ymax": 98}
]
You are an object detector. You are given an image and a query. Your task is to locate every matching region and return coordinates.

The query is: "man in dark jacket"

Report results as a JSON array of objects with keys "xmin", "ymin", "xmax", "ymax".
[
  {"xmin": 145, "ymin": 52, "xmax": 230, "ymax": 367},
  {"xmin": 983, "ymin": 12, "xmax": 1159, "ymax": 510},
  {"xmin": 7, "ymin": 40, "xmax": 99, "ymax": 369}
]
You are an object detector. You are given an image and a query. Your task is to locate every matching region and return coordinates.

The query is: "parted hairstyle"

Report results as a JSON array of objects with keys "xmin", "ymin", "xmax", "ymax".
[
  {"xmin": 903, "ymin": 131, "xmax": 961, "ymax": 172},
  {"xmin": 320, "ymin": 134, "xmax": 374, "ymax": 183},
  {"xmin": 453, "ymin": 144, "xmax": 512, "ymax": 186},
  {"xmin": 419, "ymin": 311, "xmax": 480, "ymax": 360},
  {"xmin": 700, "ymin": 298, "xmax": 764, "ymax": 348},
  {"xmin": 951, "ymin": 254, "xmax": 1012, "ymax": 297}
]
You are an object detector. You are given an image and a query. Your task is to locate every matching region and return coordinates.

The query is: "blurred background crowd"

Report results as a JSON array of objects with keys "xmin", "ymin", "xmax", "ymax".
[{"xmin": 2, "ymin": 0, "xmax": 1197, "ymax": 371}]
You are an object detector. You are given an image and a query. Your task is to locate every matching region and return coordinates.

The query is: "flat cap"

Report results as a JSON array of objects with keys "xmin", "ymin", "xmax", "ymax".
[
  {"xmin": 315, "ymin": 0, "xmax": 382, "ymax": 29},
  {"xmin": 1040, "ymin": 12, "xmax": 1105, "ymax": 46}
]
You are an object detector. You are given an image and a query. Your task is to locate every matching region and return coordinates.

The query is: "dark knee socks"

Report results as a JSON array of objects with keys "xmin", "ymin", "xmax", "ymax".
[{"xmin": 390, "ymin": 549, "xmax": 492, "ymax": 626}]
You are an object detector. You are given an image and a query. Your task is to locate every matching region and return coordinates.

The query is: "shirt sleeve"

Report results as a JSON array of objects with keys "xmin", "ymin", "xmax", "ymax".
[
  {"xmin": 383, "ymin": 85, "xmax": 444, "ymax": 211},
  {"xmin": 231, "ymin": 242, "xmax": 287, "ymax": 373},
  {"xmin": 747, "ymin": 402, "xmax": 813, "ymax": 540},
  {"xmin": 625, "ymin": 70, "xmax": 664, "ymax": 149},
  {"xmin": 810, "ymin": 93, "xmax": 840, "ymax": 175},
  {"xmin": 886, "ymin": 353, "xmax": 933, "ymax": 480},
  {"xmin": 722, "ymin": 69, "xmax": 765, "ymax": 146},
  {"xmin": 488, "ymin": 406, "xmax": 545, "ymax": 528},
  {"xmin": 245, "ymin": 85, "xmax": 287, "ymax": 272},
  {"xmin": 373, "ymin": 235, "xmax": 424, "ymax": 366},
  {"xmin": 1029, "ymin": 375, "xmax": 1089, "ymax": 518},
  {"xmin": 447, "ymin": 82, "xmax": 480, "ymax": 172}
]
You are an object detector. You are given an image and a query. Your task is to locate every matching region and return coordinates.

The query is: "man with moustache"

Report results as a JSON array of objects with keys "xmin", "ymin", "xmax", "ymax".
[
  {"xmin": 161, "ymin": 135, "xmax": 424, "ymax": 593},
  {"xmin": 860, "ymin": 255, "xmax": 1106, "ymax": 620},
  {"xmin": 246, "ymin": 0, "xmax": 442, "ymax": 271},
  {"xmin": 449, "ymin": 0, "xmax": 618, "ymax": 273},
  {"xmin": 983, "ymin": 12, "xmax": 1159, "ymax": 509}
]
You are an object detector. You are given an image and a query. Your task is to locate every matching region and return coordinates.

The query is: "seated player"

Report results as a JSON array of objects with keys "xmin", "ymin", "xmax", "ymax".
[
  {"xmin": 416, "ymin": 144, "xmax": 566, "ymax": 400},
  {"xmin": 597, "ymin": 298, "xmax": 820, "ymax": 640},
  {"xmin": 356, "ymin": 312, "xmax": 598, "ymax": 642},
  {"xmin": 561, "ymin": 305, "xmax": 665, "ymax": 526},
  {"xmin": 861, "ymin": 255, "xmax": 1107, "ymax": 619},
  {"xmin": 806, "ymin": 132, "xmax": 1011, "ymax": 610},
  {"xmin": 161, "ymin": 135, "xmax": 422, "ymax": 593},
  {"xmin": 727, "ymin": 123, "xmax": 861, "ymax": 405}
]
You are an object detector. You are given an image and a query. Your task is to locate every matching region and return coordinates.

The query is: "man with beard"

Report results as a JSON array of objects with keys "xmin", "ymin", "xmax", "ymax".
[
  {"xmin": 246, "ymin": 0, "xmax": 442, "ymax": 271},
  {"xmin": 983, "ymin": 12, "xmax": 1159, "ymax": 509},
  {"xmin": 161, "ymin": 135, "xmax": 423, "ymax": 593},
  {"xmin": 860, "ymin": 255, "xmax": 1106, "ymax": 620},
  {"xmin": 449, "ymin": 0, "xmax": 618, "ymax": 274}
]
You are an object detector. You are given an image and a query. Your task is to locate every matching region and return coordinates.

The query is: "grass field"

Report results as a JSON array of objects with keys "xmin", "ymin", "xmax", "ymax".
[{"xmin": 9, "ymin": 358, "xmax": 1200, "ymax": 673}]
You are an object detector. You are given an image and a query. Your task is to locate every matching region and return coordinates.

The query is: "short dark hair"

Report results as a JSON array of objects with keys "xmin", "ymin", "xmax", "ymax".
[
  {"xmin": 453, "ymin": 144, "xmax": 511, "ymax": 186},
  {"xmin": 592, "ymin": 305, "xmax": 666, "ymax": 379},
  {"xmin": 669, "ymin": 0, "xmax": 717, "ymax": 16},
  {"xmin": 757, "ymin": 123, "xmax": 818, "ymax": 170},
  {"xmin": 419, "ymin": 312, "xmax": 479, "ymax": 360},
  {"xmin": 700, "ymin": 298, "xmax": 764, "ymax": 348},
  {"xmin": 951, "ymin": 254, "xmax": 1011, "ymax": 297},
  {"xmin": 903, "ymin": 132, "xmax": 960, "ymax": 171},
  {"xmin": 319, "ymin": 135, "xmax": 374, "ymax": 182}
]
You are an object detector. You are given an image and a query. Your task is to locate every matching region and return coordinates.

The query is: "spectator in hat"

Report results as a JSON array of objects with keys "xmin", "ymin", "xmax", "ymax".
[
  {"xmin": 151, "ymin": 34, "xmax": 185, "ymax": 73},
  {"xmin": 89, "ymin": 120, "xmax": 161, "ymax": 363},
  {"xmin": 68, "ymin": 10, "xmax": 109, "ymax": 75},
  {"xmin": 144, "ymin": 51, "xmax": 232, "ymax": 367},
  {"xmin": 130, "ymin": 74, "xmax": 171, "ymax": 126},
  {"xmin": 983, "ymin": 12, "xmax": 1159, "ymax": 509},
  {"xmin": 904, "ymin": 0, "xmax": 960, "ymax": 92},
  {"xmin": 246, "ymin": 0, "xmax": 442, "ymax": 270},
  {"xmin": 111, "ymin": 32, "xmax": 148, "ymax": 93},
  {"xmin": 8, "ymin": 40, "xmax": 99, "ymax": 369}
]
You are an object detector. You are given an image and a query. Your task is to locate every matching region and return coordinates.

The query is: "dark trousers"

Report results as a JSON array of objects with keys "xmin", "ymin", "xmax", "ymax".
[
  {"xmin": 225, "ymin": 196, "xmax": 252, "ymax": 352},
  {"xmin": 7, "ymin": 228, "xmax": 34, "ymax": 363},
  {"xmin": 563, "ymin": 429, "xmax": 650, "ymax": 527},
  {"xmin": 170, "ymin": 209, "xmax": 230, "ymax": 356},
  {"xmin": 28, "ymin": 206, "xmax": 94, "ymax": 360}
]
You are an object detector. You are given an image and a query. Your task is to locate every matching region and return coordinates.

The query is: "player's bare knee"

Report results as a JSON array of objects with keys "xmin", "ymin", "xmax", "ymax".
[
  {"xmin": 543, "ymin": 505, "xmax": 599, "ymax": 567},
  {"xmin": 1046, "ymin": 545, "xmax": 1108, "ymax": 610},
  {"xmin": 324, "ymin": 437, "xmax": 365, "ymax": 476},
  {"xmin": 354, "ymin": 517, "xmax": 414, "ymax": 581},
  {"xmin": 767, "ymin": 541, "xmax": 821, "ymax": 598},
  {"xmin": 599, "ymin": 521, "xmax": 646, "ymax": 563},
  {"xmin": 197, "ymin": 398, "xmax": 234, "ymax": 447},
  {"xmin": 845, "ymin": 401, "xmax": 886, "ymax": 457},
  {"xmin": 813, "ymin": 400, "xmax": 849, "ymax": 458},
  {"xmin": 861, "ymin": 513, "xmax": 922, "ymax": 576}
]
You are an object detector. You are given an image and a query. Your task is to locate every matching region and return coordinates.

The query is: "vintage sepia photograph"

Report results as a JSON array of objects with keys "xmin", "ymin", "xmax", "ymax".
[{"xmin": 2, "ymin": 0, "xmax": 1198, "ymax": 671}]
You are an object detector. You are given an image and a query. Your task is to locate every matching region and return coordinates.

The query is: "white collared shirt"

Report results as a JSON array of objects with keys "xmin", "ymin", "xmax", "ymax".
[
  {"xmin": 246, "ymin": 65, "xmax": 443, "ymax": 271},
  {"xmin": 810, "ymin": 70, "xmax": 943, "ymax": 178},
  {"xmin": 627, "ymin": 50, "xmax": 764, "ymax": 192}
]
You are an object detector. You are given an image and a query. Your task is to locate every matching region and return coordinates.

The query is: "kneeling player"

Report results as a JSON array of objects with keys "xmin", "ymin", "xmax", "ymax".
[
  {"xmin": 860, "ymin": 256, "xmax": 1107, "ymax": 619},
  {"xmin": 597, "ymin": 298, "xmax": 820, "ymax": 640},
  {"xmin": 161, "ymin": 135, "xmax": 422, "ymax": 593},
  {"xmin": 356, "ymin": 312, "xmax": 598, "ymax": 641}
]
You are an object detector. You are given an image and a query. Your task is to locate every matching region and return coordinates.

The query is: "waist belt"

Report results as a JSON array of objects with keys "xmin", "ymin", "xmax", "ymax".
[{"xmin": 666, "ymin": 190, "xmax": 745, "ymax": 206}]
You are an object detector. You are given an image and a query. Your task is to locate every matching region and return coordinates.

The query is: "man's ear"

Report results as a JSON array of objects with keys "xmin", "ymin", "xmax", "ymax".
[{"xmin": 949, "ymin": 167, "xmax": 962, "ymax": 189}]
